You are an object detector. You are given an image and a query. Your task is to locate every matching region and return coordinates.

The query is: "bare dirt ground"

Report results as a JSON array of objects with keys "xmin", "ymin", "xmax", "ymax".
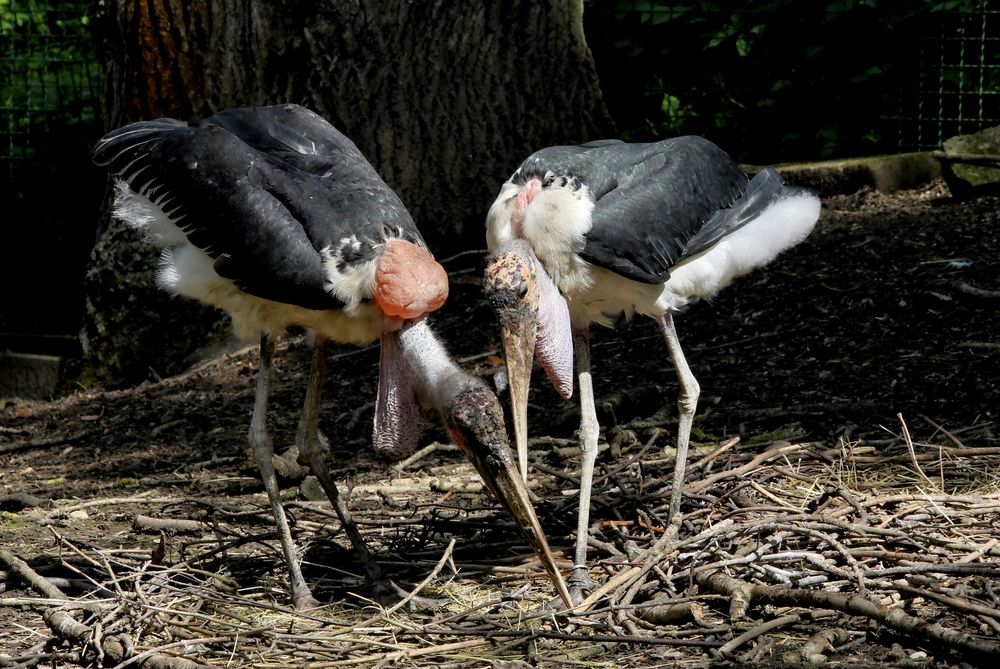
[{"xmin": 1, "ymin": 180, "xmax": 998, "ymax": 667}]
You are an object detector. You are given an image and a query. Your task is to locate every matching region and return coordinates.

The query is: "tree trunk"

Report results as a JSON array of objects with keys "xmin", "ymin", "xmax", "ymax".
[{"xmin": 85, "ymin": 0, "xmax": 613, "ymax": 385}]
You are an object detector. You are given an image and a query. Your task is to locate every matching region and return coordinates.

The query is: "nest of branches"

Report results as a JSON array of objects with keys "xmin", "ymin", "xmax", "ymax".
[
  {"xmin": 2, "ymin": 181, "xmax": 999, "ymax": 666},
  {"xmin": 3, "ymin": 418, "xmax": 999, "ymax": 668}
]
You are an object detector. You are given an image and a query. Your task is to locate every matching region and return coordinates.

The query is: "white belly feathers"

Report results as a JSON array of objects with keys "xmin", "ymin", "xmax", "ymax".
[{"xmin": 112, "ymin": 181, "xmax": 385, "ymax": 344}]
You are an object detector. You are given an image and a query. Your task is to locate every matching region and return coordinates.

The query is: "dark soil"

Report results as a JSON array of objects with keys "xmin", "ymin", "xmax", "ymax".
[{"xmin": 1, "ymin": 180, "xmax": 998, "ymax": 667}]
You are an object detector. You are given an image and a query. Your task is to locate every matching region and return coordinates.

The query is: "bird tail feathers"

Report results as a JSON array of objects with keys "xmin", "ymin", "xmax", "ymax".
[
  {"xmin": 681, "ymin": 167, "xmax": 786, "ymax": 259},
  {"xmin": 664, "ymin": 171, "xmax": 820, "ymax": 300}
]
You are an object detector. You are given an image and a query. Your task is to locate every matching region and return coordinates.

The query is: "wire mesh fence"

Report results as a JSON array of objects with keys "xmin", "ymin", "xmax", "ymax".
[
  {"xmin": 0, "ymin": 0, "xmax": 102, "ymax": 344},
  {"xmin": 0, "ymin": 0, "xmax": 99, "ymax": 179},
  {"xmin": 0, "ymin": 1, "xmax": 997, "ymax": 346},
  {"xmin": 887, "ymin": 6, "xmax": 1000, "ymax": 152},
  {"xmin": 587, "ymin": 1, "xmax": 1000, "ymax": 160}
]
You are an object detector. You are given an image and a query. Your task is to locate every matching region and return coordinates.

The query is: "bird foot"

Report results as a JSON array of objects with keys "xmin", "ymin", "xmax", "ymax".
[
  {"xmin": 350, "ymin": 568, "xmax": 448, "ymax": 613},
  {"xmin": 352, "ymin": 552, "xmax": 448, "ymax": 611},
  {"xmin": 294, "ymin": 430, "xmax": 331, "ymax": 469},
  {"xmin": 545, "ymin": 568, "xmax": 596, "ymax": 609},
  {"xmin": 566, "ymin": 568, "xmax": 596, "ymax": 606},
  {"xmin": 291, "ymin": 585, "xmax": 322, "ymax": 611}
]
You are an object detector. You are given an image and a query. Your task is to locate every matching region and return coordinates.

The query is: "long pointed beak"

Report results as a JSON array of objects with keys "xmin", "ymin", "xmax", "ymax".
[
  {"xmin": 446, "ymin": 380, "xmax": 573, "ymax": 608},
  {"xmin": 484, "ymin": 252, "xmax": 539, "ymax": 483},
  {"xmin": 499, "ymin": 312, "xmax": 536, "ymax": 482}
]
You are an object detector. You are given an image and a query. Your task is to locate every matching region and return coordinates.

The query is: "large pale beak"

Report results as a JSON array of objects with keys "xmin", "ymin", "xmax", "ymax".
[
  {"xmin": 445, "ymin": 379, "xmax": 573, "ymax": 608},
  {"xmin": 484, "ymin": 252, "xmax": 539, "ymax": 483}
]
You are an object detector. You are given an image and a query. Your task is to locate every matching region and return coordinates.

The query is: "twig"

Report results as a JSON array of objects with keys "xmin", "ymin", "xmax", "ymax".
[
  {"xmin": 383, "ymin": 538, "xmax": 456, "ymax": 616},
  {"xmin": 801, "ymin": 627, "xmax": 853, "ymax": 663},
  {"xmin": 956, "ymin": 281, "xmax": 1000, "ymax": 298},
  {"xmin": 958, "ymin": 538, "xmax": 999, "ymax": 564},
  {"xmin": 697, "ymin": 570, "xmax": 1000, "ymax": 661},
  {"xmin": 686, "ymin": 443, "xmax": 805, "ymax": 494},
  {"xmin": 718, "ymin": 612, "xmax": 805, "ymax": 656},
  {"xmin": 686, "ymin": 436, "xmax": 740, "ymax": 474},
  {"xmin": 0, "ymin": 549, "xmax": 206, "ymax": 669},
  {"xmin": 822, "ymin": 446, "xmax": 1000, "ymax": 464},
  {"xmin": 0, "ymin": 550, "xmax": 73, "ymax": 601},
  {"xmin": 0, "ymin": 430, "xmax": 90, "ymax": 455},
  {"xmin": 921, "ymin": 415, "xmax": 966, "ymax": 449},
  {"xmin": 898, "ymin": 413, "xmax": 939, "ymax": 492},
  {"xmin": 133, "ymin": 515, "xmax": 233, "ymax": 534},
  {"xmin": 106, "ymin": 637, "xmax": 233, "ymax": 669},
  {"xmin": 0, "ymin": 596, "xmax": 109, "ymax": 611},
  {"xmin": 634, "ymin": 599, "xmax": 704, "ymax": 625},
  {"xmin": 749, "ymin": 481, "xmax": 800, "ymax": 510},
  {"xmin": 48, "ymin": 495, "xmax": 187, "ymax": 516},
  {"xmin": 397, "ymin": 627, "xmax": 724, "ymax": 646},
  {"xmin": 327, "ymin": 638, "xmax": 489, "ymax": 666},
  {"xmin": 893, "ymin": 582, "xmax": 1000, "ymax": 621},
  {"xmin": 391, "ymin": 442, "xmax": 459, "ymax": 471},
  {"xmin": 957, "ymin": 341, "xmax": 1000, "ymax": 349},
  {"xmin": 0, "ymin": 492, "xmax": 43, "ymax": 511}
]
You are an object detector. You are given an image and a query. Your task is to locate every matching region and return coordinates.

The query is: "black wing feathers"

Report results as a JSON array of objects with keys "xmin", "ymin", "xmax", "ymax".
[
  {"xmin": 92, "ymin": 104, "xmax": 421, "ymax": 309},
  {"xmin": 513, "ymin": 136, "xmax": 757, "ymax": 284},
  {"xmin": 679, "ymin": 167, "xmax": 784, "ymax": 259}
]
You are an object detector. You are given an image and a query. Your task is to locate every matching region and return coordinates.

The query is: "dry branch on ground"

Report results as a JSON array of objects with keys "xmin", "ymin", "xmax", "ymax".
[{"xmin": 2, "ymin": 183, "xmax": 998, "ymax": 667}]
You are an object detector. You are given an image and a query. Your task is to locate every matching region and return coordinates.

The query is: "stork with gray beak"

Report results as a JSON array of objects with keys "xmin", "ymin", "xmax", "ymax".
[{"xmin": 484, "ymin": 136, "xmax": 820, "ymax": 602}]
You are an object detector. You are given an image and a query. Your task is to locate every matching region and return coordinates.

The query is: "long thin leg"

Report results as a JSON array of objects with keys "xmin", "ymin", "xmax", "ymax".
[
  {"xmin": 249, "ymin": 334, "xmax": 318, "ymax": 610},
  {"xmin": 568, "ymin": 326, "xmax": 598, "ymax": 602},
  {"xmin": 293, "ymin": 335, "xmax": 391, "ymax": 600},
  {"xmin": 655, "ymin": 312, "xmax": 700, "ymax": 529}
]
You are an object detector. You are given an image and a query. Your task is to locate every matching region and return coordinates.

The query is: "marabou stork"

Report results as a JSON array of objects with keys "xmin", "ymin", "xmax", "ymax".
[
  {"xmin": 92, "ymin": 103, "xmax": 571, "ymax": 609},
  {"xmin": 484, "ymin": 136, "xmax": 821, "ymax": 600}
]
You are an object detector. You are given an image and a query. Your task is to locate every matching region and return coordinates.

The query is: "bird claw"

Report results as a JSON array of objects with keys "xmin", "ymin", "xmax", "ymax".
[
  {"xmin": 541, "ymin": 568, "xmax": 597, "ymax": 610},
  {"xmin": 295, "ymin": 429, "xmax": 330, "ymax": 464},
  {"xmin": 567, "ymin": 568, "xmax": 597, "ymax": 606},
  {"xmin": 291, "ymin": 587, "xmax": 322, "ymax": 611}
]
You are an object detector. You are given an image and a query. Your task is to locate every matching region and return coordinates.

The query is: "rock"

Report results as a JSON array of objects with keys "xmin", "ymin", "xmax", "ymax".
[
  {"xmin": 748, "ymin": 152, "xmax": 941, "ymax": 197},
  {"xmin": 939, "ymin": 125, "xmax": 1000, "ymax": 198},
  {"xmin": 0, "ymin": 353, "xmax": 62, "ymax": 400},
  {"xmin": 300, "ymin": 476, "xmax": 326, "ymax": 502},
  {"xmin": 0, "ymin": 492, "xmax": 43, "ymax": 511}
]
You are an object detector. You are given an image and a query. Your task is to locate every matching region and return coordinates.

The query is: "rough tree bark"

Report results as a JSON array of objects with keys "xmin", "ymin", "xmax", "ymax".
[{"xmin": 84, "ymin": 0, "xmax": 613, "ymax": 385}]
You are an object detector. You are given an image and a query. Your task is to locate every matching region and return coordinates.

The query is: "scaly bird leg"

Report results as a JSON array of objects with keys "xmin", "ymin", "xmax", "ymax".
[
  {"xmin": 656, "ymin": 312, "xmax": 700, "ymax": 530},
  {"xmin": 292, "ymin": 334, "xmax": 395, "ymax": 603},
  {"xmin": 569, "ymin": 326, "xmax": 599, "ymax": 602},
  {"xmin": 249, "ymin": 334, "xmax": 319, "ymax": 610}
]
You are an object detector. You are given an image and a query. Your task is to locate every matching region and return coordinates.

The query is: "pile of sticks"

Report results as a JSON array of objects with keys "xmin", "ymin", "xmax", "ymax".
[{"xmin": 2, "ymin": 421, "xmax": 999, "ymax": 667}]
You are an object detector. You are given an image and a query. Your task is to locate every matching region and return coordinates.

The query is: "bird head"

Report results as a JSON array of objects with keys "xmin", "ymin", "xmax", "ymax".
[
  {"xmin": 377, "ymin": 319, "xmax": 572, "ymax": 607},
  {"xmin": 484, "ymin": 240, "xmax": 574, "ymax": 483},
  {"xmin": 443, "ymin": 374, "xmax": 572, "ymax": 607},
  {"xmin": 484, "ymin": 242, "xmax": 539, "ymax": 481}
]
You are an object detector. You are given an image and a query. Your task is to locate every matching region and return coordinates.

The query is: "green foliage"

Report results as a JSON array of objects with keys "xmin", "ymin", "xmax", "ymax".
[
  {"xmin": 0, "ymin": 511, "xmax": 26, "ymax": 529},
  {"xmin": 0, "ymin": 0, "xmax": 89, "ymax": 33},
  {"xmin": 585, "ymin": 0, "xmax": 994, "ymax": 162},
  {"xmin": 0, "ymin": 0, "xmax": 102, "ymax": 336},
  {"xmin": 0, "ymin": 0, "xmax": 97, "ymax": 140}
]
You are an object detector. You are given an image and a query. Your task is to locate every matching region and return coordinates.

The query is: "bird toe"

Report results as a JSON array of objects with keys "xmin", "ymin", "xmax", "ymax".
[
  {"xmin": 292, "ymin": 587, "xmax": 322, "ymax": 611},
  {"xmin": 567, "ymin": 569, "xmax": 597, "ymax": 605}
]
